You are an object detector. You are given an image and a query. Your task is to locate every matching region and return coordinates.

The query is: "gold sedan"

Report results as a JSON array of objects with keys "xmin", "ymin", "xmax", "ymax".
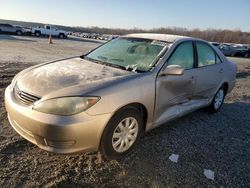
[{"xmin": 5, "ymin": 33, "xmax": 236, "ymax": 159}]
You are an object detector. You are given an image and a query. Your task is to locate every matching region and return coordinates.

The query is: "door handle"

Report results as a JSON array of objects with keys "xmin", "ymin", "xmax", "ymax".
[
  {"xmin": 219, "ymin": 68, "xmax": 223, "ymax": 73},
  {"xmin": 187, "ymin": 76, "xmax": 194, "ymax": 80},
  {"xmin": 187, "ymin": 76, "xmax": 195, "ymax": 83}
]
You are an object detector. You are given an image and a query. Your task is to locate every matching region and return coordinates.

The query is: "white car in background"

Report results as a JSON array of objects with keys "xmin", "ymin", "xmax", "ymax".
[{"xmin": 31, "ymin": 25, "xmax": 68, "ymax": 38}]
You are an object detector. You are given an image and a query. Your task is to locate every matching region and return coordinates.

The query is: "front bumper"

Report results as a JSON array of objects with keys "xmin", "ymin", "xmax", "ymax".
[{"xmin": 4, "ymin": 85, "xmax": 112, "ymax": 154}]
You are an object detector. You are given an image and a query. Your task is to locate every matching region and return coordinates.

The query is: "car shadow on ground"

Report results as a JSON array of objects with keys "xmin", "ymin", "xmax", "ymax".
[
  {"xmin": 0, "ymin": 34, "xmax": 37, "ymax": 42},
  {"xmin": 114, "ymin": 101, "xmax": 250, "ymax": 186}
]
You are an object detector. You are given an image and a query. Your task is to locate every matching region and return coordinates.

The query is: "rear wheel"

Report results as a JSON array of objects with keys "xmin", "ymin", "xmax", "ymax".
[
  {"xmin": 59, "ymin": 33, "xmax": 65, "ymax": 38},
  {"xmin": 207, "ymin": 86, "xmax": 226, "ymax": 113},
  {"xmin": 100, "ymin": 106, "xmax": 143, "ymax": 160},
  {"xmin": 16, "ymin": 30, "xmax": 22, "ymax": 35},
  {"xmin": 35, "ymin": 31, "xmax": 41, "ymax": 37}
]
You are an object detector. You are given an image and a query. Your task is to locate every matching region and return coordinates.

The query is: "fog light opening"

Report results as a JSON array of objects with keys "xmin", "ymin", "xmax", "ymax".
[{"xmin": 45, "ymin": 139, "xmax": 76, "ymax": 148}]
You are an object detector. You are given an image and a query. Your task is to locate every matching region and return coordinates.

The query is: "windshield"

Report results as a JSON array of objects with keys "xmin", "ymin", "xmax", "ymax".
[{"xmin": 85, "ymin": 38, "xmax": 167, "ymax": 72}]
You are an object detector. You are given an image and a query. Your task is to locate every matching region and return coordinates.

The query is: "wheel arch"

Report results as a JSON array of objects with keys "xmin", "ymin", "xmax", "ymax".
[
  {"xmin": 109, "ymin": 102, "xmax": 148, "ymax": 132},
  {"xmin": 99, "ymin": 102, "xmax": 148, "ymax": 159},
  {"xmin": 59, "ymin": 33, "xmax": 65, "ymax": 37},
  {"xmin": 222, "ymin": 82, "xmax": 229, "ymax": 94}
]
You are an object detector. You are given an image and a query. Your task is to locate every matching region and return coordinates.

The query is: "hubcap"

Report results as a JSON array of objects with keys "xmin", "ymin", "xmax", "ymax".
[
  {"xmin": 112, "ymin": 117, "xmax": 139, "ymax": 153},
  {"xmin": 214, "ymin": 89, "xmax": 224, "ymax": 110}
]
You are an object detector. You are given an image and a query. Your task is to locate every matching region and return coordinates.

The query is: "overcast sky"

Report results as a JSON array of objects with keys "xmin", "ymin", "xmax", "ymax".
[{"xmin": 0, "ymin": 0, "xmax": 249, "ymax": 31}]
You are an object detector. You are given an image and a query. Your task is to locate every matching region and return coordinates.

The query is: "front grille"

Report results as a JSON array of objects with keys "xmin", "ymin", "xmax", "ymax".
[{"xmin": 14, "ymin": 84, "xmax": 41, "ymax": 106}]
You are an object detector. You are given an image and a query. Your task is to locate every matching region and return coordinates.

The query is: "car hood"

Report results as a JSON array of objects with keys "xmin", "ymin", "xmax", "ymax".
[{"xmin": 17, "ymin": 57, "xmax": 133, "ymax": 97}]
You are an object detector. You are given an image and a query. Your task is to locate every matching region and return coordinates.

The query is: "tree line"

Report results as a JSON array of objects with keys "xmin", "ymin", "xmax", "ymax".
[{"xmin": 72, "ymin": 27, "xmax": 250, "ymax": 44}]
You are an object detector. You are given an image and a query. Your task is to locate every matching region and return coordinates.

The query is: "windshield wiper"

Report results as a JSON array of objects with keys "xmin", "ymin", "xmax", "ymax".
[
  {"xmin": 84, "ymin": 56, "xmax": 105, "ymax": 65},
  {"xmin": 84, "ymin": 56, "xmax": 127, "ymax": 71},
  {"xmin": 126, "ymin": 64, "xmax": 147, "ymax": 73},
  {"xmin": 105, "ymin": 63, "xmax": 127, "ymax": 71},
  {"xmin": 109, "ymin": 58, "xmax": 124, "ymax": 62},
  {"xmin": 97, "ymin": 56, "xmax": 108, "ymax": 61},
  {"xmin": 84, "ymin": 56, "xmax": 146, "ymax": 73}
]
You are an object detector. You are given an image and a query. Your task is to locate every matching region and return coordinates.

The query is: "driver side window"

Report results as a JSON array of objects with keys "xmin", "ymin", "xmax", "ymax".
[{"xmin": 167, "ymin": 42, "xmax": 194, "ymax": 69}]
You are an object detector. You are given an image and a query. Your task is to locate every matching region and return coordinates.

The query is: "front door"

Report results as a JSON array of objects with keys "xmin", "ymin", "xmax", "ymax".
[{"xmin": 154, "ymin": 41, "xmax": 197, "ymax": 125}]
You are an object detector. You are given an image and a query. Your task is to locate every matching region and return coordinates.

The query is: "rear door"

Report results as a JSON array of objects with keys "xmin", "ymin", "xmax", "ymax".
[
  {"xmin": 154, "ymin": 41, "xmax": 197, "ymax": 125},
  {"xmin": 8, "ymin": 25, "xmax": 16, "ymax": 33},
  {"xmin": 51, "ymin": 27, "xmax": 58, "ymax": 36},
  {"xmin": 2, "ymin": 24, "xmax": 14, "ymax": 33},
  {"xmin": 193, "ymin": 41, "xmax": 224, "ymax": 100}
]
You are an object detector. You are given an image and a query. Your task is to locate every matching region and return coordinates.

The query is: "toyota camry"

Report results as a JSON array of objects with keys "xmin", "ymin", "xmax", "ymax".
[{"xmin": 5, "ymin": 33, "xmax": 237, "ymax": 159}]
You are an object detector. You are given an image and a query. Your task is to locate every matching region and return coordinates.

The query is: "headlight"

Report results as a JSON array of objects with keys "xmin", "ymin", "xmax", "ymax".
[{"xmin": 33, "ymin": 97, "xmax": 100, "ymax": 116}]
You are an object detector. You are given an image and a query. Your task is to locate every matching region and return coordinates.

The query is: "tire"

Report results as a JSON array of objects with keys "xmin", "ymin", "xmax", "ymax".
[
  {"xmin": 100, "ymin": 106, "xmax": 143, "ymax": 160},
  {"xmin": 207, "ymin": 86, "xmax": 226, "ymax": 113},
  {"xmin": 59, "ymin": 33, "xmax": 65, "ymax": 38},
  {"xmin": 35, "ymin": 31, "xmax": 41, "ymax": 37},
  {"xmin": 245, "ymin": 53, "xmax": 248, "ymax": 58},
  {"xmin": 16, "ymin": 30, "xmax": 22, "ymax": 36}
]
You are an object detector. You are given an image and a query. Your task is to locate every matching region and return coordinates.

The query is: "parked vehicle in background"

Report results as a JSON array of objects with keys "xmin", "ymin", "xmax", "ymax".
[
  {"xmin": 97, "ymin": 35, "xmax": 105, "ymax": 40},
  {"xmin": 72, "ymin": 32, "xmax": 81, "ymax": 37},
  {"xmin": 0, "ymin": 23, "xmax": 24, "ymax": 35},
  {"xmin": 239, "ymin": 46, "xmax": 250, "ymax": 58},
  {"xmin": 67, "ymin": 31, "xmax": 73, "ymax": 36},
  {"xmin": 80, "ymin": 33, "xmax": 90, "ymax": 38},
  {"xmin": 31, "ymin": 25, "xmax": 68, "ymax": 38},
  {"xmin": 245, "ymin": 47, "xmax": 250, "ymax": 58},
  {"xmin": 90, "ymin": 33, "xmax": 100, "ymax": 39},
  {"xmin": 219, "ymin": 44, "xmax": 236, "ymax": 56},
  {"xmin": 22, "ymin": 27, "xmax": 32, "ymax": 35},
  {"xmin": 210, "ymin": 42, "xmax": 220, "ymax": 47},
  {"xmin": 234, "ymin": 45, "xmax": 249, "ymax": 57}
]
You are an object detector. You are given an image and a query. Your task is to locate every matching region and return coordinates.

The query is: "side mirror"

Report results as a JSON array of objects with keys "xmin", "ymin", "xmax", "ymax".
[{"xmin": 160, "ymin": 65, "xmax": 184, "ymax": 76}]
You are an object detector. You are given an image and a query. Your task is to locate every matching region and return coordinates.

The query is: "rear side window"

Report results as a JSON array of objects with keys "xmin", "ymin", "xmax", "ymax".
[
  {"xmin": 167, "ymin": 42, "xmax": 194, "ymax": 69},
  {"xmin": 196, "ymin": 42, "xmax": 216, "ymax": 67},
  {"xmin": 0, "ymin": 24, "xmax": 10, "ymax": 27}
]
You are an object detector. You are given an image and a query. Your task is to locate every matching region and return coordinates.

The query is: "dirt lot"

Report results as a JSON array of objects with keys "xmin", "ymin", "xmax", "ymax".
[{"xmin": 0, "ymin": 35, "xmax": 250, "ymax": 188}]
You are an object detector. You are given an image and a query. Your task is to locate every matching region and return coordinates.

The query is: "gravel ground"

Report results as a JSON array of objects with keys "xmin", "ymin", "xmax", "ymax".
[{"xmin": 0, "ymin": 35, "xmax": 250, "ymax": 187}]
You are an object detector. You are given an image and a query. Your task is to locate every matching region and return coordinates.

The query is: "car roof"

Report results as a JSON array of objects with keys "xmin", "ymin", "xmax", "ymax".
[{"xmin": 124, "ymin": 33, "xmax": 192, "ymax": 43}]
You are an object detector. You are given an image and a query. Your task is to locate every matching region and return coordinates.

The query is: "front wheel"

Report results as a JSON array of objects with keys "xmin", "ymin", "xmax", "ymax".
[
  {"xmin": 59, "ymin": 33, "xmax": 65, "ymax": 38},
  {"xmin": 100, "ymin": 106, "xmax": 143, "ymax": 160},
  {"xmin": 207, "ymin": 86, "xmax": 226, "ymax": 113}
]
